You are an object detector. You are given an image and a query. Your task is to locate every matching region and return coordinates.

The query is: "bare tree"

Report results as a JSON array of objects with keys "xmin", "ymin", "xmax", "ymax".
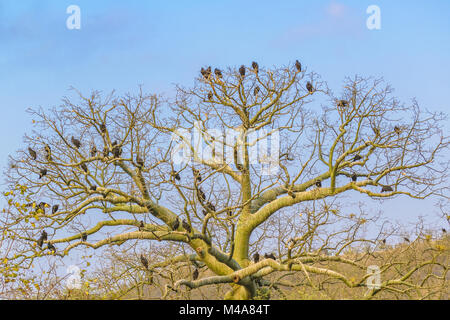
[{"xmin": 2, "ymin": 62, "xmax": 449, "ymax": 299}]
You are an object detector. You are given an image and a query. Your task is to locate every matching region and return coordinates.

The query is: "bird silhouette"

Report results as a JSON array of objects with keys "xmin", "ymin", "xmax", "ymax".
[
  {"xmin": 182, "ymin": 220, "xmax": 192, "ymax": 233},
  {"xmin": 403, "ymin": 237, "xmax": 410, "ymax": 243},
  {"xmin": 442, "ymin": 228, "xmax": 446, "ymax": 233},
  {"xmin": 315, "ymin": 179, "xmax": 322, "ymax": 188},
  {"xmin": 28, "ymin": 147, "xmax": 37, "ymax": 160},
  {"xmin": 394, "ymin": 126, "xmax": 401, "ymax": 135},
  {"xmin": 47, "ymin": 242, "xmax": 56, "ymax": 253},
  {"xmin": 239, "ymin": 65, "xmax": 246, "ymax": 77},
  {"xmin": 214, "ymin": 68, "xmax": 222, "ymax": 78},
  {"xmin": 193, "ymin": 168, "xmax": 202, "ymax": 182},
  {"xmin": 112, "ymin": 145, "xmax": 122, "ymax": 158},
  {"xmin": 100, "ymin": 123, "xmax": 107, "ymax": 134},
  {"xmin": 306, "ymin": 82, "xmax": 314, "ymax": 93},
  {"xmin": 193, "ymin": 268, "xmax": 199, "ymax": 280},
  {"xmin": 44, "ymin": 144, "xmax": 52, "ymax": 161},
  {"xmin": 351, "ymin": 174, "xmax": 357, "ymax": 182},
  {"xmin": 253, "ymin": 252, "xmax": 260, "ymax": 263},
  {"xmin": 90, "ymin": 185, "xmax": 97, "ymax": 191},
  {"xmin": 381, "ymin": 185, "xmax": 393, "ymax": 192},
  {"xmin": 140, "ymin": 254, "xmax": 149, "ymax": 269},
  {"xmin": 81, "ymin": 232, "xmax": 87, "ymax": 242},
  {"xmin": 353, "ymin": 155, "xmax": 362, "ymax": 162},
  {"xmin": 37, "ymin": 230, "xmax": 48, "ymax": 248},
  {"xmin": 172, "ymin": 218, "xmax": 180, "ymax": 231},
  {"xmin": 252, "ymin": 61, "xmax": 259, "ymax": 73},
  {"xmin": 80, "ymin": 163, "xmax": 88, "ymax": 173},
  {"xmin": 253, "ymin": 86, "xmax": 260, "ymax": 96},
  {"xmin": 337, "ymin": 100, "xmax": 348, "ymax": 108},
  {"xmin": 52, "ymin": 204, "xmax": 59, "ymax": 214},
  {"xmin": 139, "ymin": 221, "xmax": 145, "ymax": 231},
  {"xmin": 264, "ymin": 253, "xmax": 276, "ymax": 260},
  {"xmin": 171, "ymin": 171, "xmax": 181, "ymax": 181},
  {"xmin": 71, "ymin": 136, "xmax": 81, "ymax": 149},
  {"xmin": 295, "ymin": 60, "xmax": 302, "ymax": 72},
  {"xmin": 207, "ymin": 91, "xmax": 213, "ymax": 101},
  {"xmin": 39, "ymin": 168, "xmax": 47, "ymax": 179}
]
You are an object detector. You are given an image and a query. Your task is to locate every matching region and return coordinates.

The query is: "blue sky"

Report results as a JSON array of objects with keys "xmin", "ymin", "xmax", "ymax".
[{"xmin": 0, "ymin": 0, "xmax": 449, "ymax": 226}]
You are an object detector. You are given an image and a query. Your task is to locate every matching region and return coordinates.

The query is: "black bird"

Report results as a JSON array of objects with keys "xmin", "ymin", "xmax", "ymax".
[
  {"xmin": 381, "ymin": 185, "xmax": 393, "ymax": 193},
  {"xmin": 207, "ymin": 91, "xmax": 213, "ymax": 101},
  {"xmin": 206, "ymin": 202, "xmax": 216, "ymax": 212},
  {"xmin": 252, "ymin": 61, "xmax": 259, "ymax": 73},
  {"xmin": 99, "ymin": 123, "xmax": 107, "ymax": 134},
  {"xmin": 112, "ymin": 145, "xmax": 122, "ymax": 158},
  {"xmin": 227, "ymin": 209, "xmax": 233, "ymax": 217},
  {"xmin": 89, "ymin": 185, "xmax": 97, "ymax": 191},
  {"xmin": 441, "ymin": 228, "xmax": 446, "ymax": 233},
  {"xmin": 253, "ymin": 86, "xmax": 260, "ymax": 96},
  {"xmin": 192, "ymin": 168, "xmax": 202, "ymax": 182},
  {"xmin": 197, "ymin": 188, "xmax": 206, "ymax": 202},
  {"xmin": 288, "ymin": 190, "xmax": 296, "ymax": 199},
  {"xmin": 214, "ymin": 68, "xmax": 222, "ymax": 78},
  {"xmin": 192, "ymin": 268, "xmax": 199, "ymax": 280},
  {"xmin": 39, "ymin": 168, "xmax": 47, "ymax": 179},
  {"xmin": 139, "ymin": 220, "xmax": 145, "ymax": 231},
  {"xmin": 200, "ymin": 67, "xmax": 208, "ymax": 79},
  {"xmin": 136, "ymin": 155, "xmax": 144, "ymax": 168},
  {"xmin": 80, "ymin": 163, "xmax": 88, "ymax": 173},
  {"xmin": 382, "ymin": 239, "xmax": 386, "ymax": 244},
  {"xmin": 182, "ymin": 220, "xmax": 191, "ymax": 233},
  {"xmin": 202, "ymin": 209, "xmax": 208, "ymax": 216},
  {"xmin": 90, "ymin": 146, "xmax": 97, "ymax": 157},
  {"xmin": 52, "ymin": 204, "xmax": 59, "ymax": 214},
  {"xmin": 353, "ymin": 155, "xmax": 362, "ymax": 162},
  {"xmin": 264, "ymin": 253, "xmax": 276, "ymax": 260},
  {"xmin": 171, "ymin": 171, "xmax": 181, "ymax": 181},
  {"xmin": 81, "ymin": 232, "xmax": 87, "ymax": 242},
  {"xmin": 253, "ymin": 252, "xmax": 260, "ymax": 263},
  {"xmin": 140, "ymin": 254, "xmax": 149, "ymax": 269},
  {"xmin": 37, "ymin": 230, "xmax": 48, "ymax": 247},
  {"xmin": 28, "ymin": 147, "xmax": 37, "ymax": 160},
  {"xmin": 403, "ymin": 237, "xmax": 410, "ymax": 243},
  {"xmin": 172, "ymin": 218, "xmax": 180, "ymax": 231},
  {"xmin": 337, "ymin": 100, "xmax": 348, "ymax": 108},
  {"xmin": 47, "ymin": 242, "xmax": 56, "ymax": 253},
  {"xmin": 71, "ymin": 136, "xmax": 81, "ymax": 149},
  {"xmin": 394, "ymin": 126, "xmax": 401, "ymax": 135},
  {"xmin": 351, "ymin": 174, "xmax": 357, "ymax": 182},
  {"xmin": 239, "ymin": 65, "xmax": 246, "ymax": 77},
  {"xmin": 315, "ymin": 179, "xmax": 322, "ymax": 188},
  {"xmin": 295, "ymin": 60, "xmax": 302, "ymax": 72},
  {"xmin": 306, "ymin": 82, "xmax": 314, "ymax": 93}
]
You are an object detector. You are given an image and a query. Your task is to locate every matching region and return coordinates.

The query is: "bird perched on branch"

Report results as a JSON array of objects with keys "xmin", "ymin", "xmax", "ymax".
[
  {"xmin": 139, "ymin": 220, "xmax": 145, "ymax": 231},
  {"xmin": 90, "ymin": 185, "xmax": 97, "ymax": 191},
  {"xmin": 140, "ymin": 254, "xmax": 149, "ymax": 269},
  {"xmin": 39, "ymin": 168, "xmax": 47, "ymax": 179},
  {"xmin": 193, "ymin": 268, "xmax": 199, "ymax": 280},
  {"xmin": 71, "ymin": 136, "xmax": 81, "ymax": 149},
  {"xmin": 381, "ymin": 185, "xmax": 393, "ymax": 192},
  {"xmin": 112, "ymin": 144, "xmax": 122, "ymax": 158},
  {"xmin": 47, "ymin": 242, "xmax": 56, "ymax": 253},
  {"xmin": 207, "ymin": 91, "xmax": 213, "ymax": 101},
  {"xmin": 442, "ymin": 228, "xmax": 447, "ymax": 233},
  {"xmin": 403, "ymin": 237, "xmax": 410, "ymax": 243},
  {"xmin": 172, "ymin": 218, "xmax": 180, "ymax": 231},
  {"xmin": 295, "ymin": 60, "xmax": 302, "ymax": 72},
  {"xmin": 37, "ymin": 230, "xmax": 48, "ymax": 248},
  {"xmin": 182, "ymin": 220, "xmax": 191, "ymax": 233},
  {"xmin": 239, "ymin": 65, "xmax": 246, "ymax": 77},
  {"xmin": 351, "ymin": 174, "xmax": 357, "ymax": 182},
  {"xmin": 28, "ymin": 147, "xmax": 37, "ymax": 160},
  {"xmin": 252, "ymin": 61, "xmax": 259, "ymax": 73},
  {"xmin": 337, "ymin": 100, "xmax": 348, "ymax": 108},
  {"xmin": 81, "ymin": 232, "xmax": 87, "ymax": 242},
  {"xmin": 197, "ymin": 188, "xmax": 206, "ymax": 202},
  {"xmin": 206, "ymin": 202, "xmax": 216, "ymax": 212},
  {"xmin": 394, "ymin": 126, "xmax": 401, "ymax": 135},
  {"xmin": 353, "ymin": 155, "xmax": 362, "ymax": 162},
  {"xmin": 52, "ymin": 204, "xmax": 59, "ymax": 214},
  {"xmin": 264, "ymin": 253, "xmax": 276, "ymax": 260},
  {"xmin": 214, "ymin": 68, "xmax": 222, "ymax": 78},
  {"xmin": 315, "ymin": 179, "xmax": 322, "ymax": 188},
  {"xmin": 171, "ymin": 170, "xmax": 181, "ymax": 181},
  {"xmin": 192, "ymin": 168, "xmax": 202, "ymax": 182},
  {"xmin": 253, "ymin": 86, "xmax": 260, "ymax": 96},
  {"xmin": 306, "ymin": 82, "xmax": 314, "ymax": 93},
  {"xmin": 253, "ymin": 252, "xmax": 260, "ymax": 263}
]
